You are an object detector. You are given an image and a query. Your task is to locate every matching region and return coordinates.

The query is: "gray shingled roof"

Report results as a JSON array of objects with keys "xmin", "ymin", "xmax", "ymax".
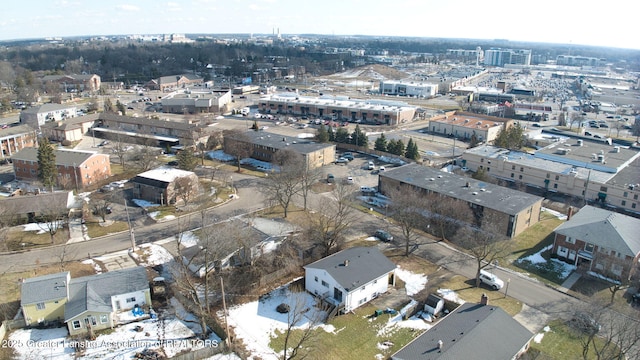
[
  {"xmin": 554, "ymin": 205, "xmax": 640, "ymax": 257},
  {"xmin": 304, "ymin": 247, "xmax": 396, "ymax": 292},
  {"xmin": 392, "ymin": 302, "xmax": 533, "ymax": 360},
  {"xmin": 21, "ymin": 103, "xmax": 77, "ymax": 114},
  {"xmin": 11, "ymin": 147, "xmax": 99, "ymax": 167},
  {"xmin": 0, "ymin": 191, "xmax": 74, "ymax": 215},
  {"xmin": 65, "ymin": 266, "xmax": 148, "ymax": 321},
  {"xmin": 242, "ymin": 130, "xmax": 335, "ymax": 155},
  {"xmin": 21, "ymin": 272, "xmax": 70, "ymax": 306},
  {"xmin": 380, "ymin": 164, "xmax": 543, "ymax": 215}
]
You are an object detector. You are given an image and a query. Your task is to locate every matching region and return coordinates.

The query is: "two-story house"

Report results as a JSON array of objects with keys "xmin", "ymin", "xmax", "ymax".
[
  {"xmin": 11, "ymin": 147, "xmax": 111, "ymax": 190},
  {"xmin": 21, "ymin": 267, "xmax": 151, "ymax": 336},
  {"xmin": 552, "ymin": 205, "xmax": 640, "ymax": 281},
  {"xmin": 304, "ymin": 246, "xmax": 396, "ymax": 314}
]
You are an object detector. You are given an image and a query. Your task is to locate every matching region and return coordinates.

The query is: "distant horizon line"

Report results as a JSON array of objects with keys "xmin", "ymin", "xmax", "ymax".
[{"xmin": 1, "ymin": 33, "xmax": 638, "ymax": 51}]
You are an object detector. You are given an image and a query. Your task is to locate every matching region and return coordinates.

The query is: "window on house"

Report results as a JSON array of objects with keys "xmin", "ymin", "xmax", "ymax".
[
  {"xmin": 623, "ymin": 192, "xmax": 628, "ymax": 198},
  {"xmin": 633, "ymin": 203, "xmax": 637, "ymax": 209},
  {"xmin": 520, "ymin": 167, "xmax": 524, "ymax": 172},
  {"xmin": 36, "ymin": 302, "xmax": 45, "ymax": 310},
  {"xmin": 634, "ymin": 194, "xmax": 638, "ymax": 200},
  {"xmin": 600, "ymin": 186, "xmax": 607, "ymax": 192},
  {"xmin": 511, "ymin": 173, "xmax": 514, "ymax": 178},
  {"xmin": 100, "ymin": 315, "xmax": 108, "ymax": 324},
  {"xmin": 546, "ymin": 173, "xmax": 550, "ymax": 179},
  {"xmin": 555, "ymin": 175, "xmax": 559, "ymax": 180},
  {"xmin": 566, "ymin": 237, "xmax": 575, "ymax": 244},
  {"xmin": 72, "ymin": 320, "xmax": 81, "ymax": 329},
  {"xmin": 622, "ymin": 200, "xmax": 626, "ymax": 206},
  {"xmin": 486, "ymin": 167, "xmax": 490, "ymax": 172},
  {"xmin": 553, "ymin": 184, "xmax": 558, "ymax": 189},
  {"xmin": 314, "ymin": 276, "xmax": 318, "ymax": 282},
  {"xmin": 126, "ymin": 297, "xmax": 136, "ymax": 303},
  {"xmin": 584, "ymin": 243, "xmax": 594, "ymax": 253},
  {"xmin": 321, "ymin": 280, "xmax": 329, "ymax": 288},
  {"xmin": 512, "ymin": 165, "xmax": 516, "ymax": 170},
  {"xmin": 518, "ymin": 175, "xmax": 523, "ymax": 180},
  {"xmin": 358, "ymin": 297, "xmax": 367, "ymax": 305}
]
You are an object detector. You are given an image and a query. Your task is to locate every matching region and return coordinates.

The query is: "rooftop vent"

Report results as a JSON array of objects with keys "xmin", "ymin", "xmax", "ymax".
[
  {"xmin": 472, "ymin": 191, "xmax": 478, "ymax": 195},
  {"xmin": 613, "ymin": 146, "xmax": 620, "ymax": 153}
]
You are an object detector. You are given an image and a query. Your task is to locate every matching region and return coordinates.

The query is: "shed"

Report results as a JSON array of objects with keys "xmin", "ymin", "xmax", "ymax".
[{"xmin": 423, "ymin": 294, "xmax": 445, "ymax": 316}]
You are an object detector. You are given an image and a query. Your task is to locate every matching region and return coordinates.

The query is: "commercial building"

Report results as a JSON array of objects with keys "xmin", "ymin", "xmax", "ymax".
[
  {"xmin": 427, "ymin": 111, "xmax": 510, "ymax": 143},
  {"xmin": 379, "ymin": 164, "xmax": 543, "ymax": 238},
  {"xmin": 258, "ymin": 94, "xmax": 416, "ymax": 126},
  {"xmin": 161, "ymin": 90, "xmax": 231, "ymax": 114},
  {"xmin": 461, "ymin": 142, "xmax": 640, "ymax": 214},
  {"xmin": 379, "ymin": 80, "xmax": 438, "ymax": 98},
  {"xmin": 224, "ymin": 130, "xmax": 336, "ymax": 170},
  {"xmin": 484, "ymin": 48, "xmax": 531, "ymax": 67}
]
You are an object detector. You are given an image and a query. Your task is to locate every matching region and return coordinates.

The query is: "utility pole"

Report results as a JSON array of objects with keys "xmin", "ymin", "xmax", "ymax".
[
  {"xmin": 124, "ymin": 201, "xmax": 136, "ymax": 251},
  {"xmin": 220, "ymin": 276, "xmax": 231, "ymax": 348}
]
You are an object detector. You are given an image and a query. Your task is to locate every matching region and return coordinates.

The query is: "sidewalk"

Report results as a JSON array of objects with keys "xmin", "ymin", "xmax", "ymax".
[
  {"xmin": 67, "ymin": 218, "xmax": 90, "ymax": 243},
  {"xmin": 557, "ymin": 271, "xmax": 581, "ymax": 293}
]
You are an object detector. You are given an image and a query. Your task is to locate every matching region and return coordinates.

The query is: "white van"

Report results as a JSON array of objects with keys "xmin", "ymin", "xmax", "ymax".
[
  {"xmin": 241, "ymin": 107, "xmax": 250, "ymax": 116},
  {"xmin": 479, "ymin": 270, "xmax": 504, "ymax": 290}
]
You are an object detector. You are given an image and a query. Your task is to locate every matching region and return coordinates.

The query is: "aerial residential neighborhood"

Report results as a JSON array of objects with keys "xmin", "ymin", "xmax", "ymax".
[{"xmin": 0, "ymin": 5, "xmax": 639, "ymax": 360}]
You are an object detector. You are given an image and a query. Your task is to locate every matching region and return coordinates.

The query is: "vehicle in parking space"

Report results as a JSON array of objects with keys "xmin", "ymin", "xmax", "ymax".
[
  {"xmin": 532, "ymin": 123, "xmax": 542, "ymax": 128},
  {"xmin": 360, "ymin": 186, "xmax": 376, "ymax": 194},
  {"xmin": 374, "ymin": 229, "xmax": 393, "ymax": 242},
  {"xmin": 342, "ymin": 153, "xmax": 354, "ymax": 161},
  {"xmin": 345, "ymin": 176, "xmax": 354, "ymax": 184},
  {"xmin": 584, "ymin": 131, "xmax": 592, "ymax": 136},
  {"xmin": 599, "ymin": 123, "xmax": 609, "ymax": 128},
  {"xmin": 335, "ymin": 157, "xmax": 349, "ymax": 164},
  {"xmin": 367, "ymin": 161, "xmax": 375, "ymax": 170},
  {"xmin": 593, "ymin": 134, "xmax": 604, "ymax": 139},
  {"xmin": 100, "ymin": 185, "xmax": 114, "ymax": 192},
  {"xmin": 327, "ymin": 174, "xmax": 335, "ymax": 183},
  {"xmin": 379, "ymin": 166, "xmax": 386, "ymax": 172},
  {"xmin": 479, "ymin": 270, "xmax": 504, "ymax": 290}
]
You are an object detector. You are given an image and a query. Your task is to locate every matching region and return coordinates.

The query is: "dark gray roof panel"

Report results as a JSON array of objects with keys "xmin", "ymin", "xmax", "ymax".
[
  {"xmin": 381, "ymin": 163, "xmax": 543, "ymax": 215},
  {"xmin": 20, "ymin": 272, "xmax": 70, "ymax": 305},
  {"xmin": 304, "ymin": 247, "xmax": 396, "ymax": 291}
]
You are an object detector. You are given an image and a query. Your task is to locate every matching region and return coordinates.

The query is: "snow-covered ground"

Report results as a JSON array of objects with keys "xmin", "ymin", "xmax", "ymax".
[
  {"xmin": 131, "ymin": 198, "xmax": 160, "ymax": 208},
  {"xmin": 22, "ymin": 221, "xmax": 63, "ymax": 234},
  {"xmin": 9, "ymin": 307, "xmax": 222, "ymax": 360},
  {"xmin": 130, "ymin": 243, "xmax": 175, "ymax": 267},
  {"xmin": 226, "ymin": 268, "xmax": 431, "ymax": 359},
  {"xmin": 516, "ymin": 244, "xmax": 576, "ymax": 280}
]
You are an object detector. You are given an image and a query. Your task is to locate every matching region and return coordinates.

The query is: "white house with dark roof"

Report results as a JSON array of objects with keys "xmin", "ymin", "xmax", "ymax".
[
  {"xmin": 391, "ymin": 301, "xmax": 534, "ymax": 360},
  {"xmin": 20, "ymin": 267, "xmax": 151, "ymax": 335},
  {"xmin": 304, "ymin": 246, "xmax": 396, "ymax": 313},
  {"xmin": 552, "ymin": 205, "xmax": 640, "ymax": 281},
  {"xmin": 131, "ymin": 166, "xmax": 200, "ymax": 205}
]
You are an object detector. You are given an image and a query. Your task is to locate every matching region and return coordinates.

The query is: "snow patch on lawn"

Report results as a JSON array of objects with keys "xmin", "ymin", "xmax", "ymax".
[
  {"xmin": 395, "ymin": 267, "xmax": 427, "ymax": 296},
  {"xmin": 22, "ymin": 222, "xmax": 63, "ymax": 234},
  {"xmin": 135, "ymin": 243, "xmax": 175, "ymax": 266},
  {"xmin": 437, "ymin": 289, "xmax": 465, "ymax": 304}
]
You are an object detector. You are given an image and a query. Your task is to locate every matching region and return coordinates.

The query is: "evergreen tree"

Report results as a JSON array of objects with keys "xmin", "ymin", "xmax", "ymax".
[
  {"xmin": 251, "ymin": 120, "xmax": 259, "ymax": 131},
  {"xmin": 374, "ymin": 133, "xmax": 388, "ymax": 152},
  {"xmin": 103, "ymin": 98, "xmax": 115, "ymax": 112},
  {"xmin": 494, "ymin": 123, "xmax": 525, "ymax": 150},
  {"xmin": 335, "ymin": 127, "xmax": 350, "ymax": 143},
  {"xmin": 387, "ymin": 139, "xmax": 405, "ymax": 155},
  {"xmin": 469, "ymin": 133, "xmax": 481, "ymax": 148},
  {"xmin": 177, "ymin": 148, "xmax": 198, "ymax": 171},
  {"xmin": 115, "ymin": 100, "xmax": 126, "ymax": 115},
  {"xmin": 316, "ymin": 124, "xmax": 329, "ymax": 143},
  {"xmin": 405, "ymin": 138, "xmax": 420, "ymax": 160},
  {"xmin": 327, "ymin": 126, "xmax": 336, "ymax": 142},
  {"xmin": 37, "ymin": 137, "xmax": 57, "ymax": 191},
  {"xmin": 350, "ymin": 125, "xmax": 368, "ymax": 148}
]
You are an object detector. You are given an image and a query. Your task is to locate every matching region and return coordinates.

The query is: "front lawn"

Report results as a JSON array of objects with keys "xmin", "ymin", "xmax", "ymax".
[
  {"xmin": 269, "ymin": 304, "xmax": 423, "ymax": 360},
  {"xmin": 85, "ymin": 220, "xmax": 129, "ymax": 238},
  {"xmin": 438, "ymin": 274, "xmax": 522, "ymax": 316},
  {"xmin": 531, "ymin": 319, "xmax": 622, "ymax": 360}
]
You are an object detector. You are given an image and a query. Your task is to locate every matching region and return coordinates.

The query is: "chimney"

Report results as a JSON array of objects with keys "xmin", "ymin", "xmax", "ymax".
[
  {"xmin": 567, "ymin": 206, "xmax": 573, "ymax": 221},
  {"xmin": 480, "ymin": 293, "xmax": 488, "ymax": 305},
  {"xmin": 344, "ymin": 260, "xmax": 349, "ymax": 267},
  {"xmin": 465, "ymin": 181, "xmax": 471, "ymax": 188}
]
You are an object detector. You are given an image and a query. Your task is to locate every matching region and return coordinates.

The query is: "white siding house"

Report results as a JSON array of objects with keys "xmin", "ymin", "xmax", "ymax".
[{"xmin": 304, "ymin": 247, "xmax": 396, "ymax": 313}]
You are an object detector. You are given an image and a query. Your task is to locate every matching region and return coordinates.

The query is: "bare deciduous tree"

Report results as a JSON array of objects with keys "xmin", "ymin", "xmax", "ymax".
[
  {"xmin": 131, "ymin": 138, "xmax": 160, "ymax": 171},
  {"xmin": 223, "ymin": 129, "xmax": 252, "ymax": 172},
  {"xmin": 387, "ymin": 186, "xmax": 430, "ymax": 256},
  {"xmin": 428, "ymin": 195, "xmax": 474, "ymax": 241},
  {"xmin": 454, "ymin": 223, "xmax": 511, "ymax": 288},
  {"xmin": 305, "ymin": 183, "xmax": 355, "ymax": 256},
  {"xmin": 91, "ymin": 197, "xmax": 112, "ymax": 223},
  {"xmin": 174, "ymin": 176, "xmax": 200, "ymax": 207},
  {"xmin": 37, "ymin": 207, "xmax": 68, "ymax": 244},
  {"xmin": 299, "ymin": 166, "xmax": 322, "ymax": 211},
  {"xmin": 262, "ymin": 149, "xmax": 305, "ymax": 218},
  {"xmin": 280, "ymin": 291, "xmax": 323, "ymax": 360}
]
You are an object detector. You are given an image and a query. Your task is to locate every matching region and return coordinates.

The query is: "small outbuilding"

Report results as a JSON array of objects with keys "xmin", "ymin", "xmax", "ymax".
[{"xmin": 423, "ymin": 294, "xmax": 445, "ymax": 316}]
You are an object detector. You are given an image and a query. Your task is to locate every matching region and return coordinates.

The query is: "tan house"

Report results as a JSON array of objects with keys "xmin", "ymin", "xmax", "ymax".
[
  {"xmin": 131, "ymin": 166, "xmax": 200, "ymax": 205},
  {"xmin": 552, "ymin": 205, "xmax": 640, "ymax": 281},
  {"xmin": 21, "ymin": 267, "xmax": 151, "ymax": 336},
  {"xmin": 11, "ymin": 148, "xmax": 111, "ymax": 190},
  {"xmin": 378, "ymin": 163, "xmax": 543, "ymax": 238},
  {"xmin": 40, "ymin": 113, "xmax": 99, "ymax": 143}
]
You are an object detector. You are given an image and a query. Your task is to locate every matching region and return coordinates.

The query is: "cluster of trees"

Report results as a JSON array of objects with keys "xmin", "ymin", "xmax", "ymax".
[
  {"xmin": 316, "ymin": 124, "xmax": 368, "ymax": 148},
  {"xmin": 494, "ymin": 122, "xmax": 525, "ymax": 150},
  {"xmin": 373, "ymin": 133, "xmax": 420, "ymax": 160}
]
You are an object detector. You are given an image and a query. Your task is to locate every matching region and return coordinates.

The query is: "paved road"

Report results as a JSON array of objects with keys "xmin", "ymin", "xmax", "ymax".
[{"xmin": 0, "ymin": 172, "xmax": 264, "ymax": 273}]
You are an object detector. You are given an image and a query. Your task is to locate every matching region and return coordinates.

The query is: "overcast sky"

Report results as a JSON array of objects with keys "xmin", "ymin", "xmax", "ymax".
[{"xmin": 2, "ymin": 0, "xmax": 638, "ymax": 50}]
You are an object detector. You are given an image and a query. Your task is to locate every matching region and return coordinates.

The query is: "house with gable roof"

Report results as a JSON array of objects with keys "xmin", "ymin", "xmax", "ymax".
[
  {"xmin": 20, "ymin": 267, "xmax": 151, "ymax": 336},
  {"xmin": 304, "ymin": 246, "xmax": 396, "ymax": 313},
  {"xmin": 391, "ymin": 298, "xmax": 534, "ymax": 360},
  {"xmin": 131, "ymin": 166, "xmax": 200, "ymax": 205},
  {"xmin": 552, "ymin": 205, "xmax": 640, "ymax": 281}
]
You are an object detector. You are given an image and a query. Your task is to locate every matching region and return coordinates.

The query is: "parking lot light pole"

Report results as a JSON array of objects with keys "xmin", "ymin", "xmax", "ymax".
[{"xmin": 504, "ymin": 278, "xmax": 511, "ymax": 298}]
